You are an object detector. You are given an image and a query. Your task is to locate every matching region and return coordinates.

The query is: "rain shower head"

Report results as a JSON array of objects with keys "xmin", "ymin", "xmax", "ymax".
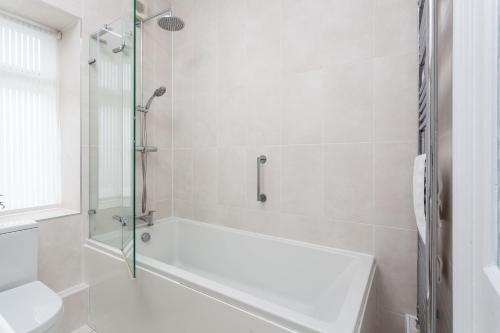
[
  {"xmin": 144, "ymin": 86, "xmax": 166, "ymax": 110},
  {"xmin": 157, "ymin": 15, "xmax": 184, "ymax": 31},
  {"xmin": 139, "ymin": 9, "xmax": 185, "ymax": 31}
]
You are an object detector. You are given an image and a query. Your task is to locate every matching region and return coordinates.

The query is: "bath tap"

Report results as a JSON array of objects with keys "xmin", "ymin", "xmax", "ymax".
[{"xmin": 137, "ymin": 210, "xmax": 155, "ymax": 226}]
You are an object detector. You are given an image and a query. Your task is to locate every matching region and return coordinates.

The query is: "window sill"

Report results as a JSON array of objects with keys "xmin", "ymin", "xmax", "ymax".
[{"xmin": 0, "ymin": 207, "xmax": 80, "ymax": 223}]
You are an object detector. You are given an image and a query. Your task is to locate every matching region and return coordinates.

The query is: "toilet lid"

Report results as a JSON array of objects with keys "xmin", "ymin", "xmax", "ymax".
[{"xmin": 0, "ymin": 281, "xmax": 63, "ymax": 333}]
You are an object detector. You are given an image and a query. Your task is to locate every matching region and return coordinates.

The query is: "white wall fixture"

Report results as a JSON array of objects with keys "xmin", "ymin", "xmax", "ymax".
[{"xmin": 0, "ymin": 220, "xmax": 63, "ymax": 332}]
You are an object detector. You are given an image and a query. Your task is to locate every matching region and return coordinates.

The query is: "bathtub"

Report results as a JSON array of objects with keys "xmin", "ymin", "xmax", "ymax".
[{"xmin": 86, "ymin": 217, "xmax": 375, "ymax": 333}]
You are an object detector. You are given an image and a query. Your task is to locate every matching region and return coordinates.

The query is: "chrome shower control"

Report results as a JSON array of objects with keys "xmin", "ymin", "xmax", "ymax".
[{"xmin": 141, "ymin": 232, "xmax": 151, "ymax": 243}]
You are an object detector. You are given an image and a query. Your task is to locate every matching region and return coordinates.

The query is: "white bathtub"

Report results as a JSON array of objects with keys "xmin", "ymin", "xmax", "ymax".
[{"xmin": 86, "ymin": 218, "xmax": 375, "ymax": 333}]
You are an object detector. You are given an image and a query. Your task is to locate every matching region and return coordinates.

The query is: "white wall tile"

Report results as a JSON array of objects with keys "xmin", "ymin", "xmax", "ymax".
[
  {"xmin": 152, "ymin": 149, "xmax": 172, "ymax": 202},
  {"xmin": 217, "ymin": 87, "xmax": 250, "ymax": 146},
  {"xmin": 216, "ymin": 0, "xmax": 248, "ymax": 91},
  {"xmin": 173, "ymin": 96, "xmax": 193, "ymax": 148},
  {"xmin": 190, "ymin": 0, "xmax": 217, "ymax": 44},
  {"xmin": 373, "ymin": 142, "xmax": 416, "ymax": 229},
  {"xmin": 277, "ymin": 213, "xmax": 324, "ymax": 245},
  {"xmin": 173, "ymin": 149, "xmax": 193, "ymax": 201},
  {"xmin": 243, "ymin": 210, "xmax": 281, "ymax": 236},
  {"xmin": 192, "ymin": 41, "xmax": 217, "ymax": 95},
  {"xmin": 281, "ymin": 145, "xmax": 323, "ymax": 216},
  {"xmin": 173, "ymin": 44, "xmax": 193, "ymax": 99},
  {"xmin": 323, "ymin": 61, "xmax": 373, "ymax": 143},
  {"xmin": 373, "ymin": 0, "xmax": 417, "ymax": 58},
  {"xmin": 375, "ymin": 226, "xmax": 417, "ymax": 315},
  {"xmin": 282, "ymin": 71, "xmax": 325, "ymax": 144},
  {"xmin": 193, "ymin": 148, "xmax": 217, "ymax": 208},
  {"xmin": 193, "ymin": 204, "xmax": 218, "ymax": 224},
  {"xmin": 39, "ymin": 215, "xmax": 83, "ymax": 292},
  {"xmin": 246, "ymin": 0, "xmax": 282, "ymax": 82},
  {"xmin": 216, "ymin": 205, "xmax": 248, "ymax": 230},
  {"xmin": 329, "ymin": 221, "xmax": 374, "ymax": 254},
  {"xmin": 247, "ymin": 80, "xmax": 282, "ymax": 146},
  {"xmin": 192, "ymin": 92, "xmax": 217, "ymax": 148},
  {"xmin": 156, "ymin": 199, "xmax": 173, "ymax": 219},
  {"xmin": 217, "ymin": 147, "xmax": 247, "ymax": 207},
  {"xmin": 373, "ymin": 53, "xmax": 418, "ymax": 142},
  {"xmin": 281, "ymin": 0, "xmax": 324, "ymax": 73},
  {"xmin": 173, "ymin": 198, "xmax": 193, "ymax": 219},
  {"xmin": 320, "ymin": 0, "xmax": 373, "ymax": 65},
  {"xmin": 324, "ymin": 143, "xmax": 372, "ymax": 223},
  {"xmin": 148, "ymin": 102, "xmax": 173, "ymax": 150},
  {"xmin": 171, "ymin": 0, "xmax": 194, "ymax": 49}
]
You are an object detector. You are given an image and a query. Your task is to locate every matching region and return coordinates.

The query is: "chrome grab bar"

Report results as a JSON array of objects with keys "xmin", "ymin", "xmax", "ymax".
[{"xmin": 257, "ymin": 155, "xmax": 267, "ymax": 202}]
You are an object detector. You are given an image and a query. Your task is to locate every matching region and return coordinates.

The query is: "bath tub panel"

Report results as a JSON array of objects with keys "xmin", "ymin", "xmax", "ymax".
[{"xmin": 85, "ymin": 245, "xmax": 290, "ymax": 333}]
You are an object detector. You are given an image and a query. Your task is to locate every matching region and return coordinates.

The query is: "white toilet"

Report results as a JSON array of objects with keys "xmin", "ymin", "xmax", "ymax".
[{"xmin": 0, "ymin": 220, "xmax": 63, "ymax": 333}]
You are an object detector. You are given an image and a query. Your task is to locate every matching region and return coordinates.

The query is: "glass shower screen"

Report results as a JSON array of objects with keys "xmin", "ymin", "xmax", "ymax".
[{"xmin": 88, "ymin": 14, "xmax": 136, "ymax": 276}]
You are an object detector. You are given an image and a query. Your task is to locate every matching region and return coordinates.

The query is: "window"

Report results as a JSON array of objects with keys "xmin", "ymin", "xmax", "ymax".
[{"xmin": 0, "ymin": 13, "xmax": 61, "ymax": 214}]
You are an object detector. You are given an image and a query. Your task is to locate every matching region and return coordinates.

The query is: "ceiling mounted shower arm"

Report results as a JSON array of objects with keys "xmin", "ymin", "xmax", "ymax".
[
  {"xmin": 139, "ymin": 8, "xmax": 172, "ymax": 23},
  {"xmin": 137, "ymin": 8, "xmax": 184, "ymax": 31}
]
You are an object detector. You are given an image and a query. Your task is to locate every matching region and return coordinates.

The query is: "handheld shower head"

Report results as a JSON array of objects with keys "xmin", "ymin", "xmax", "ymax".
[
  {"xmin": 154, "ymin": 86, "xmax": 166, "ymax": 97},
  {"xmin": 144, "ymin": 86, "xmax": 166, "ymax": 110}
]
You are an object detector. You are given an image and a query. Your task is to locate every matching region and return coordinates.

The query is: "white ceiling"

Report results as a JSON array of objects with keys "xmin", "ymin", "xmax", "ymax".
[{"xmin": 0, "ymin": 0, "xmax": 77, "ymax": 31}]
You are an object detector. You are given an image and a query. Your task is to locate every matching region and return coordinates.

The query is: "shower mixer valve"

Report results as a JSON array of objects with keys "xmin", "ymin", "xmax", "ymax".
[{"xmin": 137, "ymin": 210, "xmax": 156, "ymax": 226}]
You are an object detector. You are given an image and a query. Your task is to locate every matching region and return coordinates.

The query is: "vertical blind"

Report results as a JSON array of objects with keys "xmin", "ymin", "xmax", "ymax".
[{"xmin": 0, "ymin": 13, "xmax": 60, "ymax": 212}]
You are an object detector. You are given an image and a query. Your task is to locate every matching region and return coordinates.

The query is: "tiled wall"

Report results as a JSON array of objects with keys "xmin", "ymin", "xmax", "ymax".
[
  {"xmin": 170, "ymin": 0, "xmax": 418, "ymax": 332},
  {"xmin": 14, "ymin": 0, "xmax": 418, "ymax": 332},
  {"xmin": 136, "ymin": 0, "xmax": 173, "ymax": 219}
]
